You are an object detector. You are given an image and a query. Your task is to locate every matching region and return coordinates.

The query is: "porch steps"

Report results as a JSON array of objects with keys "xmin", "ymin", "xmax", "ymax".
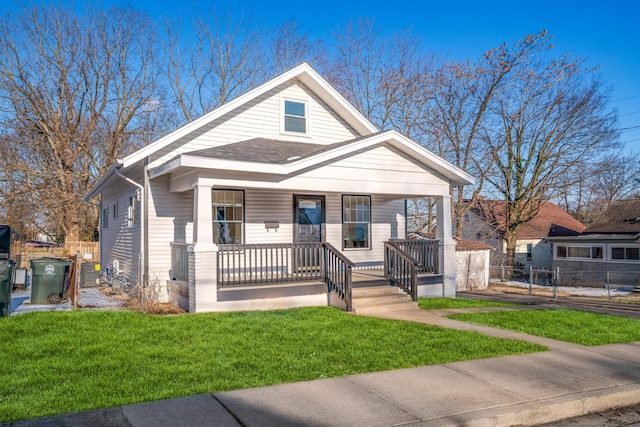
[{"xmin": 351, "ymin": 285, "xmax": 418, "ymax": 315}]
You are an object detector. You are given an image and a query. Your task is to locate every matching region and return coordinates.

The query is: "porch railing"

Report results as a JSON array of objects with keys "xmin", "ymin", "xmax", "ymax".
[
  {"xmin": 217, "ymin": 243, "xmax": 324, "ymax": 285},
  {"xmin": 389, "ymin": 239, "xmax": 439, "ymax": 274},
  {"xmin": 216, "ymin": 242, "xmax": 354, "ymax": 311},
  {"xmin": 170, "ymin": 242, "xmax": 189, "ymax": 282},
  {"xmin": 384, "ymin": 241, "xmax": 418, "ymax": 301},
  {"xmin": 323, "ymin": 242, "xmax": 355, "ymax": 312}
]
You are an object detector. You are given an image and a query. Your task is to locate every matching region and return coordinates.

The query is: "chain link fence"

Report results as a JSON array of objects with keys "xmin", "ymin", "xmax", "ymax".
[
  {"xmin": 490, "ymin": 264, "xmax": 640, "ymax": 299},
  {"xmin": 72, "ymin": 254, "xmax": 142, "ymax": 309}
]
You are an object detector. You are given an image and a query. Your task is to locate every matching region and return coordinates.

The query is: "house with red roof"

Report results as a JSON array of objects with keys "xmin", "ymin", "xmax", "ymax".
[{"xmin": 460, "ymin": 200, "xmax": 586, "ymax": 269}]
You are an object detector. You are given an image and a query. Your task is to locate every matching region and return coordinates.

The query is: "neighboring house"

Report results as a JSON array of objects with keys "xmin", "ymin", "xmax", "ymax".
[
  {"xmin": 84, "ymin": 63, "xmax": 474, "ymax": 313},
  {"xmin": 550, "ymin": 199, "xmax": 640, "ymax": 286},
  {"xmin": 460, "ymin": 200, "xmax": 586, "ymax": 270}
]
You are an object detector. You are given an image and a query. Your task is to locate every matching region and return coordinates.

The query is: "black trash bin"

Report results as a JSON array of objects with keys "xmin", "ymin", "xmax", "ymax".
[
  {"xmin": 30, "ymin": 258, "xmax": 73, "ymax": 304},
  {"xmin": 0, "ymin": 258, "xmax": 15, "ymax": 316}
]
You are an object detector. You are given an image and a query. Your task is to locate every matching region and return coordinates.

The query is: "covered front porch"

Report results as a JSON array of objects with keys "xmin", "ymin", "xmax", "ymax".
[{"xmin": 166, "ymin": 182, "xmax": 456, "ymax": 313}]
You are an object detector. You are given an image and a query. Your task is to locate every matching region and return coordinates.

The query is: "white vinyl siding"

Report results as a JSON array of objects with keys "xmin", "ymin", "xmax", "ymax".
[
  {"xmin": 99, "ymin": 163, "xmax": 144, "ymax": 280},
  {"xmin": 148, "ymin": 82, "xmax": 359, "ymax": 169},
  {"xmin": 189, "ymin": 144, "xmax": 451, "ymax": 198},
  {"xmin": 102, "ymin": 207, "xmax": 108, "ymax": 229}
]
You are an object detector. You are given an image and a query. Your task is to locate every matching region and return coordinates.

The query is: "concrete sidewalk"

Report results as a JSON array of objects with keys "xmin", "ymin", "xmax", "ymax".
[{"xmin": 9, "ymin": 308, "xmax": 640, "ymax": 427}]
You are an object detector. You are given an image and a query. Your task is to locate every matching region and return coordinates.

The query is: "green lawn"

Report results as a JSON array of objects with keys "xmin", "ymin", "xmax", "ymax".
[
  {"xmin": 0, "ymin": 307, "xmax": 544, "ymax": 421},
  {"xmin": 418, "ymin": 297, "xmax": 516, "ymax": 310},
  {"xmin": 449, "ymin": 309, "xmax": 640, "ymax": 346}
]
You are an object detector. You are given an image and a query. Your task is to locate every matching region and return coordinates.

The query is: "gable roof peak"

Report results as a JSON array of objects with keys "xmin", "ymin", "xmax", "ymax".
[{"xmin": 118, "ymin": 62, "xmax": 378, "ymax": 170}]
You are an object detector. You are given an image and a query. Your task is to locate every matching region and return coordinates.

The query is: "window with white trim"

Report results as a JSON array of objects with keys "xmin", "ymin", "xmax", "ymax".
[
  {"xmin": 128, "ymin": 193, "xmax": 140, "ymax": 228},
  {"xmin": 611, "ymin": 246, "xmax": 640, "ymax": 261},
  {"xmin": 526, "ymin": 243, "xmax": 533, "ymax": 261},
  {"xmin": 283, "ymin": 100, "xmax": 307, "ymax": 133},
  {"xmin": 212, "ymin": 190, "xmax": 244, "ymax": 244},
  {"xmin": 342, "ymin": 195, "xmax": 370, "ymax": 249},
  {"xmin": 102, "ymin": 207, "xmax": 109, "ymax": 229},
  {"xmin": 113, "ymin": 201, "xmax": 118, "ymax": 220},
  {"xmin": 555, "ymin": 245, "xmax": 603, "ymax": 259}
]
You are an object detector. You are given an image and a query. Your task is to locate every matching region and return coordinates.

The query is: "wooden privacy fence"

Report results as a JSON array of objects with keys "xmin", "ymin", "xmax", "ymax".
[
  {"xmin": 65, "ymin": 241, "xmax": 100, "ymax": 262},
  {"xmin": 17, "ymin": 242, "xmax": 99, "ymax": 268}
]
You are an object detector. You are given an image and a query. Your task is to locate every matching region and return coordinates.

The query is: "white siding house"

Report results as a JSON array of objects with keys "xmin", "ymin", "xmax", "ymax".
[{"xmin": 85, "ymin": 63, "xmax": 474, "ymax": 313}]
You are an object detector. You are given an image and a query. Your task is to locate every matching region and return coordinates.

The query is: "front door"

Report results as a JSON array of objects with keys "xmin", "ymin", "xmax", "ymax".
[{"xmin": 294, "ymin": 195, "xmax": 325, "ymax": 271}]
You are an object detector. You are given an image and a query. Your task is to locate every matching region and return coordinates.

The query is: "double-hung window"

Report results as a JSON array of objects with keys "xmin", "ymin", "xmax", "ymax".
[
  {"xmin": 212, "ymin": 190, "xmax": 244, "ymax": 244},
  {"xmin": 128, "ymin": 193, "xmax": 140, "ymax": 228},
  {"xmin": 343, "ymin": 195, "xmax": 370, "ymax": 249},
  {"xmin": 283, "ymin": 100, "xmax": 307, "ymax": 133}
]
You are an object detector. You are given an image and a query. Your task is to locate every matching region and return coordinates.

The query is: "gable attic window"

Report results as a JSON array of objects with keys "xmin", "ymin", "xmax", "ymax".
[{"xmin": 283, "ymin": 100, "xmax": 307, "ymax": 133}]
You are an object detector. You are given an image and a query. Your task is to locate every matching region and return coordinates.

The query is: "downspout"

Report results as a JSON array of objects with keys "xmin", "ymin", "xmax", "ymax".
[{"xmin": 114, "ymin": 163, "xmax": 145, "ymax": 286}]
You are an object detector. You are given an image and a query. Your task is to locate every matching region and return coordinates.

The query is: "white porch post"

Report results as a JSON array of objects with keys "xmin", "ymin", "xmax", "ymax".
[
  {"xmin": 436, "ymin": 195, "xmax": 457, "ymax": 297},
  {"xmin": 188, "ymin": 181, "xmax": 218, "ymax": 312}
]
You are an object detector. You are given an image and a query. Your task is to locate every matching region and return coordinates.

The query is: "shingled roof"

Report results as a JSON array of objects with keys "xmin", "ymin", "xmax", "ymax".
[
  {"xmin": 471, "ymin": 200, "xmax": 586, "ymax": 239},
  {"xmin": 185, "ymin": 135, "xmax": 376, "ymax": 164},
  {"xmin": 584, "ymin": 199, "xmax": 640, "ymax": 234}
]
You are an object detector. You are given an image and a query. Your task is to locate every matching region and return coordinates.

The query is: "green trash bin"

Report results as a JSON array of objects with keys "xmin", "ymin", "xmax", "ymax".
[
  {"xmin": 0, "ymin": 258, "xmax": 15, "ymax": 317},
  {"xmin": 30, "ymin": 258, "xmax": 73, "ymax": 304}
]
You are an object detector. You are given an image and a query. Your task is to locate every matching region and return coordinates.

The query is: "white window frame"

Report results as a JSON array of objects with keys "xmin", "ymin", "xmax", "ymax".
[
  {"xmin": 554, "ymin": 243, "xmax": 605, "ymax": 261},
  {"xmin": 609, "ymin": 244, "xmax": 640, "ymax": 262},
  {"xmin": 128, "ymin": 193, "xmax": 140, "ymax": 228},
  {"xmin": 212, "ymin": 190, "xmax": 244, "ymax": 244},
  {"xmin": 281, "ymin": 97, "xmax": 310, "ymax": 136},
  {"xmin": 113, "ymin": 201, "xmax": 119, "ymax": 220},
  {"xmin": 526, "ymin": 243, "xmax": 533, "ymax": 261},
  {"xmin": 342, "ymin": 195, "xmax": 371, "ymax": 250}
]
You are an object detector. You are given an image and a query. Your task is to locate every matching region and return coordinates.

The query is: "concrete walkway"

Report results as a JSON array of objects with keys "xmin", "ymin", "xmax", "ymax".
[{"xmin": 9, "ymin": 307, "xmax": 640, "ymax": 427}]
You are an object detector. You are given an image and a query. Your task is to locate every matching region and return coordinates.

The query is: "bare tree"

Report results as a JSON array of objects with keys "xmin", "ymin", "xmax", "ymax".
[
  {"xmin": 164, "ymin": 11, "xmax": 264, "ymax": 124},
  {"xmin": 559, "ymin": 151, "xmax": 640, "ymax": 224},
  {"xmin": 266, "ymin": 21, "xmax": 322, "ymax": 77},
  {"xmin": 482, "ymin": 32, "xmax": 618, "ymax": 264},
  {"xmin": 0, "ymin": 4, "xmax": 163, "ymax": 241}
]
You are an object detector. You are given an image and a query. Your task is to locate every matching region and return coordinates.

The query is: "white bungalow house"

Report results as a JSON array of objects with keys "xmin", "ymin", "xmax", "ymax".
[{"xmin": 84, "ymin": 63, "xmax": 474, "ymax": 313}]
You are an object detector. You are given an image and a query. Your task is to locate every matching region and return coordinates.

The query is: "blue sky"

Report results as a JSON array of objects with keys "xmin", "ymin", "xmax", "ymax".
[{"xmin": 9, "ymin": 0, "xmax": 640, "ymax": 152}]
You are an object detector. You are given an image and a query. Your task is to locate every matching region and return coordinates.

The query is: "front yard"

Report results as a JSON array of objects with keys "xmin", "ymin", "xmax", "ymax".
[{"xmin": 0, "ymin": 307, "xmax": 543, "ymax": 422}]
